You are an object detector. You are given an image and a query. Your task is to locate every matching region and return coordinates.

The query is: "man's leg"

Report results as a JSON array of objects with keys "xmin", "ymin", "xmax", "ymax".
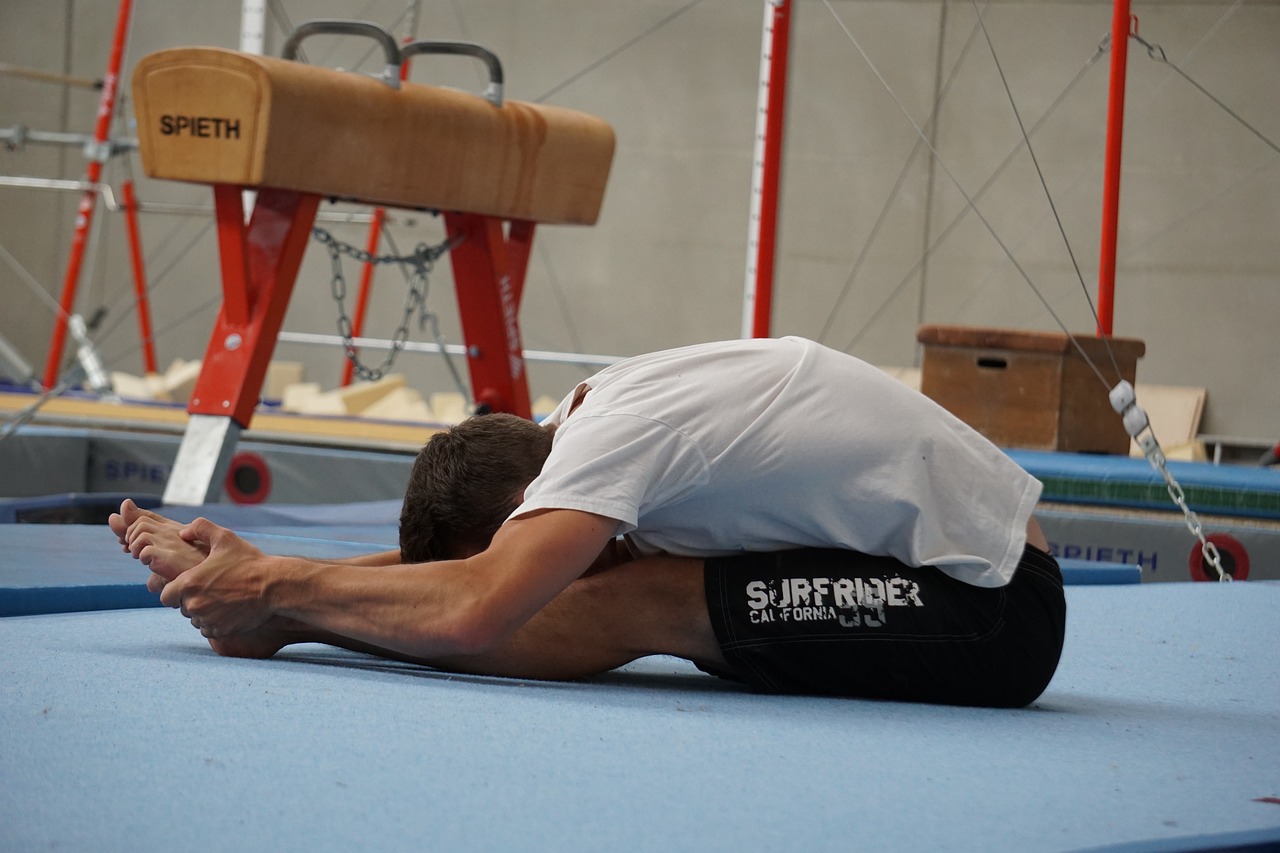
[{"xmin": 418, "ymin": 555, "xmax": 728, "ymax": 680}]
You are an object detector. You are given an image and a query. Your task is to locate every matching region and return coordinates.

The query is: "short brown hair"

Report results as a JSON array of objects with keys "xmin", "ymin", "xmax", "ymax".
[{"xmin": 399, "ymin": 413, "xmax": 554, "ymax": 562}]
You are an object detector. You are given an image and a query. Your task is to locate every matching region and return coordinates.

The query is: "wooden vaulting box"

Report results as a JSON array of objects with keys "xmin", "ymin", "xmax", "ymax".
[
  {"xmin": 916, "ymin": 324, "xmax": 1146, "ymax": 455},
  {"xmin": 131, "ymin": 47, "xmax": 615, "ymax": 225}
]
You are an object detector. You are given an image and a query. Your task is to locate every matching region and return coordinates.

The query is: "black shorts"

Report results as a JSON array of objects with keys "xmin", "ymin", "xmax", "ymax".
[{"xmin": 703, "ymin": 545, "xmax": 1066, "ymax": 707}]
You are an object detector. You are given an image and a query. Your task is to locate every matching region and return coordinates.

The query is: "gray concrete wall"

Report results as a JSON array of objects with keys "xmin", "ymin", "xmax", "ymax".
[{"xmin": 1, "ymin": 0, "xmax": 1276, "ymax": 440}]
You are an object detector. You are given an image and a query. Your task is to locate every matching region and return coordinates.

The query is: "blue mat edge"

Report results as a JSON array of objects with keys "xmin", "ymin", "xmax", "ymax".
[
  {"xmin": 0, "ymin": 584, "xmax": 161, "ymax": 617},
  {"xmin": 1073, "ymin": 824, "xmax": 1280, "ymax": 853},
  {"xmin": 1059, "ymin": 558, "xmax": 1141, "ymax": 585}
]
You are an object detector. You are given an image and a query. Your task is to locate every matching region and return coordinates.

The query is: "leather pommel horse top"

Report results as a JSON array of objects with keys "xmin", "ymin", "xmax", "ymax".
[{"xmin": 132, "ymin": 47, "xmax": 616, "ymax": 226}]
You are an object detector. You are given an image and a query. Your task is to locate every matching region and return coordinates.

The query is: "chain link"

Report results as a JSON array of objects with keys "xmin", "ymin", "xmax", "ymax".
[{"xmin": 313, "ymin": 226, "xmax": 462, "ymax": 383}]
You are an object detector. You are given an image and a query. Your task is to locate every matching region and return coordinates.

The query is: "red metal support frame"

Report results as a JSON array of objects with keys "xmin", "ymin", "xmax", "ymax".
[
  {"xmin": 442, "ymin": 212, "xmax": 535, "ymax": 419},
  {"xmin": 42, "ymin": 0, "xmax": 135, "ymax": 387},
  {"xmin": 120, "ymin": 179, "xmax": 157, "ymax": 374},
  {"xmin": 1096, "ymin": 0, "xmax": 1135, "ymax": 337},
  {"xmin": 183, "ymin": 190, "xmax": 534, "ymax": 441},
  {"xmin": 189, "ymin": 186, "xmax": 320, "ymax": 427},
  {"xmin": 214, "ymin": 186, "xmax": 253, "ymax": 327}
]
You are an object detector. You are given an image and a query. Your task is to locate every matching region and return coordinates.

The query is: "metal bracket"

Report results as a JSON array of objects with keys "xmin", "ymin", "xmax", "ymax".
[{"xmin": 162, "ymin": 415, "xmax": 243, "ymax": 505}]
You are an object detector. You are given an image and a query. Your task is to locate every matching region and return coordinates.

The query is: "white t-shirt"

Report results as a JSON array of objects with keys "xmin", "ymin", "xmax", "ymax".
[{"xmin": 513, "ymin": 337, "xmax": 1042, "ymax": 587}]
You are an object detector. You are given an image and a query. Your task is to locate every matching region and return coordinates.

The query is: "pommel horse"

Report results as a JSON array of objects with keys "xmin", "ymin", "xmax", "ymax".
[{"xmin": 130, "ymin": 21, "xmax": 615, "ymax": 505}]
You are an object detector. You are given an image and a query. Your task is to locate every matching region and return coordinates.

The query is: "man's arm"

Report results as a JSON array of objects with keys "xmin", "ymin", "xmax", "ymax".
[{"xmin": 161, "ymin": 508, "xmax": 620, "ymax": 660}]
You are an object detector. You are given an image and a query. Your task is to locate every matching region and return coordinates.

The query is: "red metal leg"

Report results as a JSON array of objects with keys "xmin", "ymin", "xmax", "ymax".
[
  {"xmin": 121, "ymin": 179, "xmax": 157, "ymax": 374},
  {"xmin": 443, "ymin": 213, "xmax": 534, "ymax": 418},
  {"xmin": 504, "ymin": 219, "xmax": 535, "ymax": 303},
  {"xmin": 190, "ymin": 186, "xmax": 320, "ymax": 426}
]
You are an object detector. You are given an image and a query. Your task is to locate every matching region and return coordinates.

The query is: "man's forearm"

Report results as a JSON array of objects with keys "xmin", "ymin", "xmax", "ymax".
[{"xmin": 263, "ymin": 556, "xmax": 485, "ymax": 660}]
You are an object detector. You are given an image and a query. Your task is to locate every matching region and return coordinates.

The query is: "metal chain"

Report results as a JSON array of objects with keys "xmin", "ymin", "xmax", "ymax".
[
  {"xmin": 1134, "ymin": 430, "xmax": 1230, "ymax": 582},
  {"xmin": 313, "ymin": 226, "xmax": 462, "ymax": 382}
]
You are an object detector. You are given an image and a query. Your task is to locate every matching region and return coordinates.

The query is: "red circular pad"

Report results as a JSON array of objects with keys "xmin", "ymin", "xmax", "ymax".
[
  {"xmin": 1188, "ymin": 533, "xmax": 1249, "ymax": 582},
  {"xmin": 224, "ymin": 451, "xmax": 272, "ymax": 505}
]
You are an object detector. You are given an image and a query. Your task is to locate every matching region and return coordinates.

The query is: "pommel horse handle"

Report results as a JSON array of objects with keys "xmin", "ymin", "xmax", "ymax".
[
  {"xmin": 281, "ymin": 19, "xmax": 403, "ymax": 89},
  {"xmin": 132, "ymin": 19, "xmax": 615, "ymax": 505},
  {"xmin": 402, "ymin": 40, "xmax": 505, "ymax": 107}
]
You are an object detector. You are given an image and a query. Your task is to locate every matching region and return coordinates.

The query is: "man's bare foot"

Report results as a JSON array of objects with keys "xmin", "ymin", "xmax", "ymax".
[
  {"xmin": 109, "ymin": 499, "xmax": 174, "ymax": 550},
  {"xmin": 206, "ymin": 617, "xmax": 300, "ymax": 659},
  {"xmin": 110, "ymin": 499, "xmax": 211, "ymax": 578}
]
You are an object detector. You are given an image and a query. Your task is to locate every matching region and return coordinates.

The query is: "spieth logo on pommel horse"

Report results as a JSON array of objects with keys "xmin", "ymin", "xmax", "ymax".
[{"xmin": 158, "ymin": 115, "xmax": 241, "ymax": 139}]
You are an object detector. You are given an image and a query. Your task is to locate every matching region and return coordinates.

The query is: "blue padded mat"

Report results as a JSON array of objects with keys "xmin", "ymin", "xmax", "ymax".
[
  {"xmin": 0, "ymin": 494, "xmax": 402, "ymax": 528},
  {"xmin": 1009, "ymin": 450, "xmax": 1280, "ymax": 520},
  {"xmin": 1058, "ymin": 559, "xmax": 1141, "ymax": 585},
  {"xmin": 225, "ymin": 524, "xmax": 399, "ymax": 546},
  {"xmin": 0, "ymin": 582, "xmax": 1276, "ymax": 852},
  {"xmin": 157, "ymin": 499, "xmax": 402, "ymax": 527},
  {"xmin": 0, "ymin": 492, "xmax": 163, "ymax": 524},
  {"xmin": 0, "ymin": 525, "xmax": 388, "ymax": 616}
]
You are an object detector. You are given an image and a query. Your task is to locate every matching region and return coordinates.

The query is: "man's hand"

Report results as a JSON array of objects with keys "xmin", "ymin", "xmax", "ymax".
[{"xmin": 159, "ymin": 518, "xmax": 277, "ymax": 639}]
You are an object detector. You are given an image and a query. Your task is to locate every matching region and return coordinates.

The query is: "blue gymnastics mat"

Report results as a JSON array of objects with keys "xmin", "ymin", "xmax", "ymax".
[
  {"xmin": 0, "ymin": 582, "xmax": 1276, "ymax": 852},
  {"xmin": 1008, "ymin": 450, "xmax": 1280, "ymax": 520},
  {"xmin": 0, "ymin": 525, "xmax": 391, "ymax": 616},
  {"xmin": 0, "ymin": 493, "xmax": 402, "ymax": 530},
  {"xmin": 154, "ymin": 498, "xmax": 402, "ymax": 528}
]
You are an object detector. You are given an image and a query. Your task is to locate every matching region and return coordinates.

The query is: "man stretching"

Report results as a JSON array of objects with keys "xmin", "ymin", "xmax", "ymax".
[{"xmin": 114, "ymin": 336, "xmax": 1065, "ymax": 706}]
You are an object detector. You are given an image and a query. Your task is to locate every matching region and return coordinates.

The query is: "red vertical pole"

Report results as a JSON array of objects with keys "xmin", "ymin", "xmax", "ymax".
[
  {"xmin": 41, "ymin": 0, "xmax": 134, "ymax": 388},
  {"xmin": 742, "ymin": 0, "xmax": 792, "ymax": 339},
  {"xmin": 1096, "ymin": 0, "xmax": 1133, "ymax": 337},
  {"xmin": 120, "ymin": 180, "xmax": 156, "ymax": 374}
]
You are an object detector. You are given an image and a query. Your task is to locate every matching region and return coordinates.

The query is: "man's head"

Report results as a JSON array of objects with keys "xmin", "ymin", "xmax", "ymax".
[{"xmin": 399, "ymin": 413, "xmax": 554, "ymax": 562}]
